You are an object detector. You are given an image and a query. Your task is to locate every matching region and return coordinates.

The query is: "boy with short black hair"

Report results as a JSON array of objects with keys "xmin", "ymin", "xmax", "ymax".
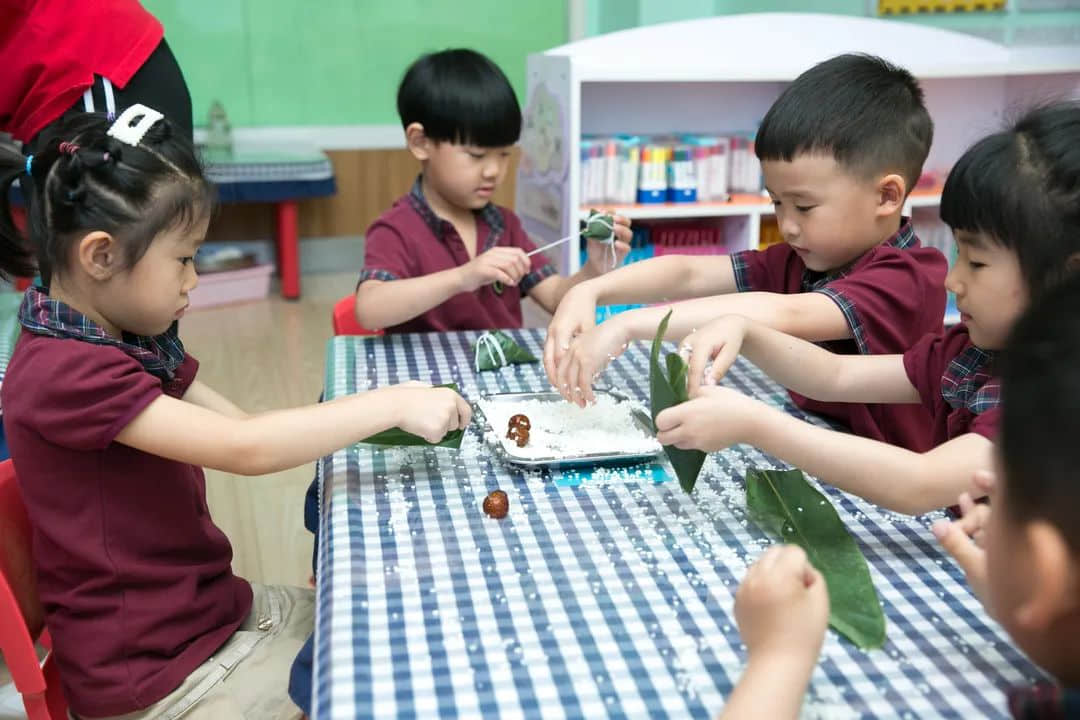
[
  {"xmin": 355, "ymin": 48, "xmax": 629, "ymax": 333},
  {"xmin": 546, "ymin": 53, "xmax": 945, "ymax": 452}
]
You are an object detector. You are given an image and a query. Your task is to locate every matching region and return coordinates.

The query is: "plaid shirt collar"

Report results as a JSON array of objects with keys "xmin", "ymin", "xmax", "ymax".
[
  {"xmin": 801, "ymin": 216, "xmax": 916, "ymax": 292},
  {"xmin": 940, "ymin": 330, "xmax": 999, "ymax": 415},
  {"xmin": 408, "ymin": 176, "xmax": 505, "ymax": 252},
  {"xmin": 1008, "ymin": 683, "xmax": 1080, "ymax": 719},
  {"xmin": 18, "ymin": 285, "xmax": 185, "ymax": 381}
]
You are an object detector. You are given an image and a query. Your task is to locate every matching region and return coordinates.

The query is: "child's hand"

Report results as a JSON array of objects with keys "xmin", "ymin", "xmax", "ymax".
[
  {"xmin": 735, "ymin": 545, "xmax": 830, "ymax": 668},
  {"xmin": 654, "ymin": 386, "xmax": 760, "ymax": 451},
  {"xmin": 677, "ymin": 315, "xmax": 749, "ymax": 397},
  {"xmin": 459, "ymin": 247, "xmax": 532, "ymax": 293},
  {"xmin": 582, "ymin": 213, "xmax": 632, "ymax": 276},
  {"xmin": 552, "ymin": 319, "xmax": 631, "ymax": 406},
  {"xmin": 390, "ymin": 384, "xmax": 473, "ymax": 443},
  {"xmin": 543, "ymin": 283, "xmax": 599, "ymax": 386},
  {"xmin": 932, "ymin": 470, "xmax": 995, "ymax": 609}
]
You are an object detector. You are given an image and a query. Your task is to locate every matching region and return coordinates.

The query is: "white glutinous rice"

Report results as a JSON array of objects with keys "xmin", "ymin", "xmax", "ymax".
[{"xmin": 479, "ymin": 394, "xmax": 661, "ymax": 459}]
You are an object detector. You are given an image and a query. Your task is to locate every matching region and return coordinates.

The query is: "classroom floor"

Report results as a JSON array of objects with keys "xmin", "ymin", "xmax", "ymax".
[{"xmin": 0, "ymin": 270, "xmax": 552, "ymax": 717}]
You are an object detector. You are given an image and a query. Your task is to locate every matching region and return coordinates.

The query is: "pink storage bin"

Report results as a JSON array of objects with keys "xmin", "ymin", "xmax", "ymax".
[{"xmin": 188, "ymin": 264, "xmax": 273, "ymax": 310}]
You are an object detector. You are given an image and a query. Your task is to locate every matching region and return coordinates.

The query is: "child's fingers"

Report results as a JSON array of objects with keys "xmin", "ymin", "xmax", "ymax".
[
  {"xmin": 971, "ymin": 469, "xmax": 995, "ymax": 496},
  {"xmin": 684, "ymin": 340, "xmax": 711, "ymax": 397},
  {"xmin": 455, "ymin": 393, "xmax": 473, "ymax": 429},
  {"xmin": 957, "ymin": 491, "xmax": 977, "ymax": 518},
  {"xmin": 932, "ymin": 519, "xmax": 985, "ymax": 574}
]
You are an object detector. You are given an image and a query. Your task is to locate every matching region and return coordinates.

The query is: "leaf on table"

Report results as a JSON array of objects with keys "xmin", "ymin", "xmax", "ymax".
[
  {"xmin": 472, "ymin": 330, "xmax": 539, "ymax": 371},
  {"xmin": 745, "ymin": 467, "xmax": 887, "ymax": 649},
  {"xmin": 360, "ymin": 383, "xmax": 465, "ymax": 449},
  {"xmin": 650, "ymin": 310, "xmax": 706, "ymax": 493}
]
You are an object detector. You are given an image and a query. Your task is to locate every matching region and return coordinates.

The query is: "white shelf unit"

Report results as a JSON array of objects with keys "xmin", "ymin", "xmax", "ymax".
[{"xmin": 515, "ymin": 12, "xmax": 1080, "ymax": 277}]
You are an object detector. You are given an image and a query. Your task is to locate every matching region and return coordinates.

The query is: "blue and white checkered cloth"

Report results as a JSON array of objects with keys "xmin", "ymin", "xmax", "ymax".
[{"xmin": 313, "ymin": 329, "xmax": 1044, "ymax": 719}]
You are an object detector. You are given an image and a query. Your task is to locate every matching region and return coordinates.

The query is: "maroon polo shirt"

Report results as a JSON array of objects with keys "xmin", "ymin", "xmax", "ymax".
[
  {"xmin": 1, "ymin": 333, "xmax": 251, "ymax": 718},
  {"xmin": 731, "ymin": 219, "xmax": 947, "ymax": 451},
  {"xmin": 358, "ymin": 177, "xmax": 556, "ymax": 333},
  {"xmin": 903, "ymin": 323, "xmax": 1000, "ymax": 446}
]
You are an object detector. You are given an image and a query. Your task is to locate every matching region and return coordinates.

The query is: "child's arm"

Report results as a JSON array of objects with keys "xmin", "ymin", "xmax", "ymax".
[
  {"xmin": 115, "ymin": 383, "xmax": 471, "ymax": 476},
  {"xmin": 683, "ymin": 315, "xmax": 917, "ymax": 402},
  {"xmin": 720, "ymin": 545, "xmax": 829, "ymax": 720},
  {"xmin": 549, "ymin": 291, "xmax": 849, "ymax": 406},
  {"xmin": 526, "ymin": 232, "xmax": 633, "ymax": 314},
  {"xmin": 656, "ymin": 386, "xmax": 994, "ymax": 515},
  {"xmin": 182, "ymin": 380, "xmax": 249, "ymax": 418},
  {"xmin": 543, "ymin": 254, "xmax": 738, "ymax": 371},
  {"xmin": 355, "ymin": 248, "xmax": 532, "ymax": 330}
]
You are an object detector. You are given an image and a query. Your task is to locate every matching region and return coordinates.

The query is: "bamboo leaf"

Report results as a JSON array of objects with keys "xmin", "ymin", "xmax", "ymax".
[
  {"xmin": 650, "ymin": 310, "xmax": 706, "ymax": 493},
  {"xmin": 746, "ymin": 468, "xmax": 887, "ymax": 649},
  {"xmin": 472, "ymin": 330, "xmax": 539, "ymax": 371},
  {"xmin": 360, "ymin": 384, "xmax": 465, "ymax": 449}
]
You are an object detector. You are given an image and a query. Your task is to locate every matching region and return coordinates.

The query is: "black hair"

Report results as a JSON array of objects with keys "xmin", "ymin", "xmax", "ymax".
[
  {"xmin": 1000, "ymin": 271, "xmax": 1080, "ymax": 551},
  {"xmin": 0, "ymin": 109, "xmax": 213, "ymax": 283},
  {"xmin": 755, "ymin": 53, "xmax": 933, "ymax": 191},
  {"xmin": 397, "ymin": 48, "xmax": 521, "ymax": 148},
  {"xmin": 941, "ymin": 101, "xmax": 1080, "ymax": 302}
]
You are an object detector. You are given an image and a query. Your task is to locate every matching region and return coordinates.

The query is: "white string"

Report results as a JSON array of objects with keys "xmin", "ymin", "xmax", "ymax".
[{"xmin": 474, "ymin": 332, "xmax": 508, "ymax": 371}]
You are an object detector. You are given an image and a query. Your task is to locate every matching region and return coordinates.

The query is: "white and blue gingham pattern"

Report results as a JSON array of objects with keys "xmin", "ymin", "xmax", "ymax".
[{"xmin": 313, "ymin": 329, "xmax": 1044, "ymax": 719}]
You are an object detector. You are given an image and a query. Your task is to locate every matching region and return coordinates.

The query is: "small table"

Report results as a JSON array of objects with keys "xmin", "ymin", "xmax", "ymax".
[
  {"xmin": 201, "ymin": 149, "xmax": 336, "ymax": 300},
  {"xmin": 313, "ymin": 329, "xmax": 1043, "ymax": 719}
]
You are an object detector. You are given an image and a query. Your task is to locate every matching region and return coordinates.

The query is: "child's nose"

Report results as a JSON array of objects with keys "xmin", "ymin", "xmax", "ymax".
[
  {"xmin": 944, "ymin": 266, "xmax": 963, "ymax": 295},
  {"xmin": 779, "ymin": 213, "xmax": 799, "ymax": 239}
]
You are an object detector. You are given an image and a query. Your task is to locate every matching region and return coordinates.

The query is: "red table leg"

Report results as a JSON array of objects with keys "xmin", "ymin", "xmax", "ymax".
[{"xmin": 275, "ymin": 200, "xmax": 301, "ymax": 299}]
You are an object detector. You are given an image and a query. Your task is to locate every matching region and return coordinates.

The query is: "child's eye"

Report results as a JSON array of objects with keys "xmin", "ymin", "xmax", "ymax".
[
  {"xmin": 795, "ymin": 205, "xmax": 816, "ymax": 213},
  {"xmin": 468, "ymin": 151, "xmax": 485, "ymax": 159},
  {"xmin": 968, "ymin": 261, "xmax": 986, "ymax": 270},
  {"xmin": 180, "ymin": 256, "xmax": 194, "ymax": 266}
]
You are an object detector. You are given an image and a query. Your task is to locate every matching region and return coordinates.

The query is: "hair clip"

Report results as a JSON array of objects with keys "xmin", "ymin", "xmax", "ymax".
[
  {"xmin": 106, "ymin": 111, "xmax": 116, "ymax": 122},
  {"xmin": 24, "ymin": 155, "xmax": 33, "ymax": 175},
  {"xmin": 102, "ymin": 152, "xmax": 111, "ymax": 162},
  {"xmin": 106, "ymin": 104, "xmax": 164, "ymax": 147},
  {"xmin": 58, "ymin": 141, "xmax": 79, "ymax": 155}
]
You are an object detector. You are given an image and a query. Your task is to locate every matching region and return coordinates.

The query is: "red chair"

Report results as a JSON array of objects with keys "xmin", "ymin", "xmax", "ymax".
[
  {"xmin": 332, "ymin": 294, "xmax": 383, "ymax": 337},
  {"xmin": 0, "ymin": 459, "xmax": 67, "ymax": 719}
]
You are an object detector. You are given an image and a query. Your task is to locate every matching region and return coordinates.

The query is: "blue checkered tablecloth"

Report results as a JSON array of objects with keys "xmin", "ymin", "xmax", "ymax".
[{"xmin": 313, "ymin": 329, "xmax": 1044, "ymax": 719}]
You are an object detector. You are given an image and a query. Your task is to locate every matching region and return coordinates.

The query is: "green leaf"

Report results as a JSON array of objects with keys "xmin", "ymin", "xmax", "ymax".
[
  {"xmin": 360, "ymin": 384, "xmax": 465, "ymax": 449},
  {"xmin": 472, "ymin": 330, "xmax": 539, "ymax": 371},
  {"xmin": 583, "ymin": 209, "xmax": 615, "ymax": 240},
  {"xmin": 650, "ymin": 310, "xmax": 706, "ymax": 493},
  {"xmin": 746, "ymin": 468, "xmax": 887, "ymax": 649}
]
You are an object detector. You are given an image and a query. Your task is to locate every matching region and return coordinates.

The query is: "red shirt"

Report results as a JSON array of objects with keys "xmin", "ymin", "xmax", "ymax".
[
  {"xmin": 1, "ymin": 333, "xmax": 251, "ymax": 717},
  {"xmin": 731, "ymin": 219, "xmax": 947, "ymax": 451},
  {"xmin": 0, "ymin": 0, "xmax": 163, "ymax": 142},
  {"xmin": 903, "ymin": 323, "xmax": 1000, "ymax": 445},
  {"xmin": 358, "ymin": 178, "xmax": 556, "ymax": 333}
]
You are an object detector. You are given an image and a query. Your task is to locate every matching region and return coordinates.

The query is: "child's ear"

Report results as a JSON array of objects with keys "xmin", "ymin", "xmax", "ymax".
[
  {"xmin": 1013, "ymin": 520, "xmax": 1077, "ymax": 630},
  {"xmin": 405, "ymin": 123, "xmax": 431, "ymax": 161},
  {"xmin": 76, "ymin": 231, "xmax": 120, "ymax": 281},
  {"xmin": 875, "ymin": 173, "xmax": 907, "ymax": 217}
]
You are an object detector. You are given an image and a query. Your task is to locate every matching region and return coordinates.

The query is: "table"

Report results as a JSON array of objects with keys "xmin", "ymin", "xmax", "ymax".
[
  {"xmin": 201, "ymin": 149, "xmax": 336, "ymax": 300},
  {"xmin": 313, "ymin": 329, "xmax": 1044, "ymax": 719}
]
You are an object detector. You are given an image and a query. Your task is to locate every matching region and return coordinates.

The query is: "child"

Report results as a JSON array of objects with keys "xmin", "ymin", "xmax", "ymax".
[
  {"xmin": 934, "ymin": 274, "xmax": 1080, "ymax": 718},
  {"xmin": 658, "ymin": 102, "xmax": 1080, "ymax": 515},
  {"xmin": 545, "ymin": 53, "xmax": 946, "ymax": 453},
  {"xmin": 724, "ymin": 273, "xmax": 1080, "ymax": 719},
  {"xmin": 0, "ymin": 107, "xmax": 470, "ymax": 720},
  {"xmin": 354, "ymin": 48, "xmax": 630, "ymax": 333}
]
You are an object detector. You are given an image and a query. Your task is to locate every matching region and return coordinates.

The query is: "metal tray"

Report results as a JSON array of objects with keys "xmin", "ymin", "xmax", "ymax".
[{"xmin": 475, "ymin": 389, "xmax": 663, "ymax": 468}]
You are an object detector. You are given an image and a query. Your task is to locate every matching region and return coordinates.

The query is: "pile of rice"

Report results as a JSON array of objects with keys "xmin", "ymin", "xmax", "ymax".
[{"xmin": 479, "ymin": 394, "xmax": 661, "ymax": 460}]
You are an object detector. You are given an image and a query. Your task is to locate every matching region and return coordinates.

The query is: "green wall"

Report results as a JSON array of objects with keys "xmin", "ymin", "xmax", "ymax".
[
  {"xmin": 144, "ymin": 1, "xmax": 568, "ymax": 128},
  {"xmin": 586, "ymin": 0, "xmax": 1080, "ymax": 45}
]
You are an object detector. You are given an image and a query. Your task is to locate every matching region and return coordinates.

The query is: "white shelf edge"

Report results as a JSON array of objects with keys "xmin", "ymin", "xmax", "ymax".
[{"xmin": 579, "ymin": 194, "xmax": 942, "ymax": 221}]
